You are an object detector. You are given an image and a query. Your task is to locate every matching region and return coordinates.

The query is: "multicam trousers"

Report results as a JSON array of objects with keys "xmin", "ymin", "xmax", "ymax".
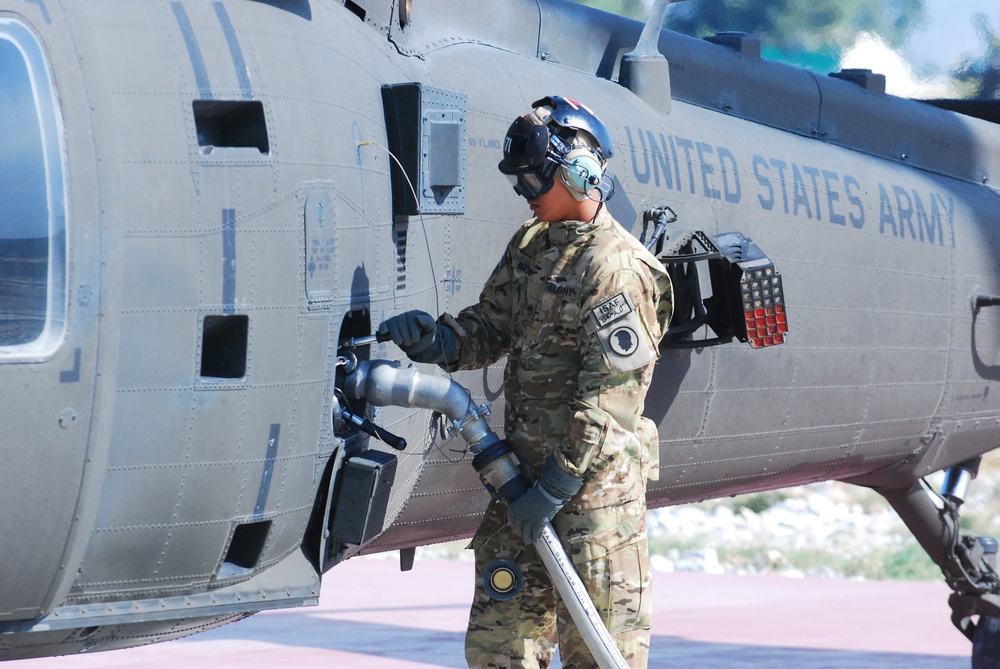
[{"xmin": 465, "ymin": 500, "xmax": 652, "ymax": 669}]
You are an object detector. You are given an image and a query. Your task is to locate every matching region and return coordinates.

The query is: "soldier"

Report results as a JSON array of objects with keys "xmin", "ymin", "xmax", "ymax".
[{"xmin": 378, "ymin": 96, "xmax": 672, "ymax": 669}]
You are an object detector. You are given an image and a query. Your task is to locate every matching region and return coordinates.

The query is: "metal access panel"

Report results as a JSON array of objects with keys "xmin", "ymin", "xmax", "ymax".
[
  {"xmin": 381, "ymin": 82, "xmax": 467, "ymax": 215},
  {"xmin": 331, "ymin": 449, "xmax": 398, "ymax": 546},
  {"xmin": 303, "ymin": 189, "xmax": 336, "ymax": 307}
]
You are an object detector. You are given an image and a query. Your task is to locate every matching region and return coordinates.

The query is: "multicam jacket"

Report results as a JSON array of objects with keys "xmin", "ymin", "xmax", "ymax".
[{"xmin": 442, "ymin": 206, "xmax": 672, "ymax": 558}]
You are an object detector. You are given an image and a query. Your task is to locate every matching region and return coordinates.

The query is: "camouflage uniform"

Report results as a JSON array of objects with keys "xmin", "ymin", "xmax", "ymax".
[{"xmin": 439, "ymin": 206, "xmax": 672, "ymax": 668}]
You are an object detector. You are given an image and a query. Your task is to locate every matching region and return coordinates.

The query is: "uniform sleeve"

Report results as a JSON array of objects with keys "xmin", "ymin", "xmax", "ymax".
[
  {"xmin": 440, "ymin": 253, "xmax": 515, "ymax": 372},
  {"xmin": 554, "ymin": 261, "xmax": 665, "ymax": 478}
]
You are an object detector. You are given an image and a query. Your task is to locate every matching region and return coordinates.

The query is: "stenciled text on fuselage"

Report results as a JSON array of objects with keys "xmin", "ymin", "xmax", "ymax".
[{"xmin": 623, "ymin": 125, "xmax": 956, "ymax": 248}]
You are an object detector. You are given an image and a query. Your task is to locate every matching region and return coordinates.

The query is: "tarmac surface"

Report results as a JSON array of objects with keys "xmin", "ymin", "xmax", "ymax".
[{"xmin": 6, "ymin": 556, "xmax": 973, "ymax": 668}]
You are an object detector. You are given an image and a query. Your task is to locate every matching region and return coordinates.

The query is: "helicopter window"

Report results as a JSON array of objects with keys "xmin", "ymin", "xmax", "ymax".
[
  {"xmin": 200, "ymin": 314, "xmax": 249, "ymax": 379},
  {"xmin": 344, "ymin": 0, "xmax": 367, "ymax": 22},
  {"xmin": 193, "ymin": 100, "xmax": 270, "ymax": 154},
  {"xmin": 0, "ymin": 20, "xmax": 66, "ymax": 355}
]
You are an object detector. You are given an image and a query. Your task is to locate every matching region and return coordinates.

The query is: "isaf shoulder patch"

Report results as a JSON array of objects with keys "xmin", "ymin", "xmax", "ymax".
[
  {"xmin": 590, "ymin": 292, "xmax": 632, "ymax": 329},
  {"xmin": 589, "ymin": 293, "xmax": 655, "ymax": 373}
]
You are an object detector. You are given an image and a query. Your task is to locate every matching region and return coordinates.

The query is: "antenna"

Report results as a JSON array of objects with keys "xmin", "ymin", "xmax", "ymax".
[{"xmin": 632, "ymin": 0, "xmax": 673, "ymax": 58}]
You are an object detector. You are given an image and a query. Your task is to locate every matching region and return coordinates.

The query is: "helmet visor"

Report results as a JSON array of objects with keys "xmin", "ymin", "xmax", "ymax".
[
  {"xmin": 505, "ymin": 167, "xmax": 556, "ymax": 200},
  {"xmin": 498, "ymin": 116, "xmax": 559, "ymax": 199}
]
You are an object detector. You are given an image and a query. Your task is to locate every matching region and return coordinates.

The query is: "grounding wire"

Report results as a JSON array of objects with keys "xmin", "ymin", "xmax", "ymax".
[{"xmin": 358, "ymin": 140, "xmax": 469, "ymax": 463}]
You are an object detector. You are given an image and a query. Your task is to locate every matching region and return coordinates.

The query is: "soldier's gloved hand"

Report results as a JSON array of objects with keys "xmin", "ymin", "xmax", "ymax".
[
  {"xmin": 377, "ymin": 310, "xmax": 457, "ymax": 364},
  {"xmin": 507, "ymin": 456, "xmax": 584, "ymax": 544}
]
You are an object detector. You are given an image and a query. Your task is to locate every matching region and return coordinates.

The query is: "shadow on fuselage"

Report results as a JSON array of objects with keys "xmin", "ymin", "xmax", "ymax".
[{"xmin": 249, "ymin": 0, "xmax": 311, "ymax": 20}]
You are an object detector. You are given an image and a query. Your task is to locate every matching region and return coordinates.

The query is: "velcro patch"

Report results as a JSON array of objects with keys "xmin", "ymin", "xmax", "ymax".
[
  {"xmin": 590, "ymin": 292, "xmax": 632, "ymax": 329},
  {"xmin": 589, "ymin": 292, "xmax": 655, "ymax": 373},
  {"xmin": 608, "ymin": 326, "xmax": 640, "ymax": 356}
]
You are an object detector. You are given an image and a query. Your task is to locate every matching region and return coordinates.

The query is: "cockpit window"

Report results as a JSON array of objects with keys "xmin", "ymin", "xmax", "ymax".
[{"xmin": 0, "ymin": 20, "xmax": 65, "ymax": 355}]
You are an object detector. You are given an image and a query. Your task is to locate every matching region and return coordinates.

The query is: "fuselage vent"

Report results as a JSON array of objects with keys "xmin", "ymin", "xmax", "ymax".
[{"xmin": 394, "ymin": 221, "xmax": 407, "ymax": 292}]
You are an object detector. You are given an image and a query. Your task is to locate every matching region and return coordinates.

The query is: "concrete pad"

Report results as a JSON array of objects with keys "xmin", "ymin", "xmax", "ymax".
[{"xmin": 4, "ymin": 556, "xmax": 972, "ymax": 668}]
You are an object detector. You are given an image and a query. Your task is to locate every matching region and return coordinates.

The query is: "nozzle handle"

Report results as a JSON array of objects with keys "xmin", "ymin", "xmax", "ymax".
[
  {"xmin": 342, "ymin": 409, "xmax": 407, "ymax": 450},
  {"xmin": 340, "ymin": 332, "xmax": 390, "ymax": 349}
]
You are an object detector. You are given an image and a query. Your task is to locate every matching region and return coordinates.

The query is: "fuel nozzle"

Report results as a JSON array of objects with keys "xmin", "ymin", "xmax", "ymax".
[
  {"xmin": 470, "ymin": 441, "xmax": 530, "ymax": 602},
  {"xmin": 338, "ymin": 358, "xmax": 630, "ymax": 669},
  {"xmin": 471, "ymin": 440, "xmax": 529, "ymax": 504}
]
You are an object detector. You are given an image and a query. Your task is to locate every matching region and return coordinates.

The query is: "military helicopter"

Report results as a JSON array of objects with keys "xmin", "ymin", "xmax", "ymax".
[{"xmin": 2, "ymin": 0, "xmax": 999, "ymax": 666}]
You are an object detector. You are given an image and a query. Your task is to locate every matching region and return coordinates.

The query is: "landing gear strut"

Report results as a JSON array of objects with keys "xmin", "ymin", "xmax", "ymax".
[{"xmin": 873, "ymin": 457, "xmax": 1000, "ymax": 668}]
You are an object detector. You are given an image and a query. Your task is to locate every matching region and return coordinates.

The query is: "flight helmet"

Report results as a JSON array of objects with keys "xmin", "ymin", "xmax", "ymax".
[{"xmin": 497, "ymin": 95, "xmax": 614, "ymax": 201}]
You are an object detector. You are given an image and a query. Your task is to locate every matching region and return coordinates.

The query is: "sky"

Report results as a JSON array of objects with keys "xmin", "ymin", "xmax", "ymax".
[
  {"xmin": 906, "ymin": 1, "xmax": 999, "ymax": 71},
  {"xmin": 635, "ymin": 0, "xmax": 1000, "ymax": 98},
  {"xmin": 824, "ymin": 2, "xmax": 999, "ymax": 98}
]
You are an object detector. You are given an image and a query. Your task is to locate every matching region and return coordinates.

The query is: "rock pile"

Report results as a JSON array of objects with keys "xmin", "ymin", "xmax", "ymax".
[
  {"xmin": 415, "ymin": 460, "xmax": 1000, "ymax": 580},
  {"xmin": 647, "ymin": 482, "xmax": 916, "ymax": 577}
]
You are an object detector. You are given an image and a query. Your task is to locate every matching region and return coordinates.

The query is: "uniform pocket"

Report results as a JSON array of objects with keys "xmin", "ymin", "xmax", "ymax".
[
  {"xmin": 555, "ymin": 497, "xmax": 646, "ymax": 565},
  {"xmin": 571, "ymin": 535, "xmax": 652, "ymax": 635},
  {"xmin": 636, "ymin": 416, "xmax": 660, "ymax": 483},
  {"xmin": 581, "ymin": 417, "xmax": 642, "ymax": 498}
]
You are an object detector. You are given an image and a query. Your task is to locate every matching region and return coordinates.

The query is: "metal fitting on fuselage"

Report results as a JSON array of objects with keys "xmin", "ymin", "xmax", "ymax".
[{"xmin": 343, "ymin": 359, "xmax": 497, "ymax": 449}]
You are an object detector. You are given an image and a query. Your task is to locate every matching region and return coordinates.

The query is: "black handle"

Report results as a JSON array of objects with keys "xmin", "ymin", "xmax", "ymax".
[
  {"xmin": 367, "ymin": 421, "xmax": 407, "ymax": 451},
  {"xmin": 342, "ymin": 409, "xmax": 407, "ymax": 450}
]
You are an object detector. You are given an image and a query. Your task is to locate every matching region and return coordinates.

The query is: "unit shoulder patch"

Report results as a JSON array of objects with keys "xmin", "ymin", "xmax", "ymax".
[
  {"xmin": 608, "ymin": 326, "xmax": 640, "ymax": 356},
  {"xmin": 588, "ymin": 292, "xmax": 655, "ymax": 373}
]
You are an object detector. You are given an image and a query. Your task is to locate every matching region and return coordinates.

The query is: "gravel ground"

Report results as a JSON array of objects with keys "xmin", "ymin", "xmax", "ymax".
[
  {"xmin": 647, "ymin": 456, "xmax": 1000, "ymax": 578},
  {"xmin": 418, "ymin": 455, "xmax": 1000, "ymax": 580}
]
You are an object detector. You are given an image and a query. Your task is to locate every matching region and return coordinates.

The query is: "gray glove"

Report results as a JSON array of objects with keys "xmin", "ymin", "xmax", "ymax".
[
  {"xmin": 507, "ymin": 456, "xmax": 584, "ymax": 544},
  {"xmin": 377, "ymin": 310, "xmax": 457, "ymax": 364}
]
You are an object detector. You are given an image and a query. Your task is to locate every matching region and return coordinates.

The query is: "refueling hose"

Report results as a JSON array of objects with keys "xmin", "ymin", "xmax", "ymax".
[{"xmin": 344, "ymin": 359, "xmax": 630, "ymax": 669}]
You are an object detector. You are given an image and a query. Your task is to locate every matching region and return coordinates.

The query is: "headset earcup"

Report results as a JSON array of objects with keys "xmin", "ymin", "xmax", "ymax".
[{"xmin": 559, "ymin": 150, "xmax": 604, "ymax": 196}]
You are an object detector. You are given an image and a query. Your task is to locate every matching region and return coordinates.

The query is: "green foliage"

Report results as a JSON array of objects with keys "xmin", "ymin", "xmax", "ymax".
[
  {"xmin": 878, "ymin": 544, "xmax": 941, "ymax": 581},
  {"xmin": 647, "ymin": 537, "xmax": 944, "ymax": 581},
  {"xmin": 953, "ymin": 13, "xmax": 1000, "ymax": 98},
  {"xmin": 570, "ymin": 0, "xmax": 646, "ymax": 21},
  {"xmin": 647, "ymin": 534, "xmax": 705, "ymax": 557},
  {"xmin": 568, "ymin": 0, "xmax": 926, "ymax": 74},
  {"xmin": 667, "ymin": 0, "xmax": 924, "ymax": 61},
  {"xmin": 731, "ymin": 491, "xmax": 788, "ymax": 515}
]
